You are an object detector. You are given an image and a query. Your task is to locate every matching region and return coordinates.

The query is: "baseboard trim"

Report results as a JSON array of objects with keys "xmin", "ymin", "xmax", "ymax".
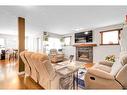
[{"xmin": 18, "ymin": 71, "xmax": 25, "ymax": 75}]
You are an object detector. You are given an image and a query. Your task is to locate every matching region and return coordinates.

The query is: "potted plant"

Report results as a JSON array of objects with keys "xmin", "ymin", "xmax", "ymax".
[{"xmin": 105, "ymin": 55, "xmax": 115, "ymax": 63}]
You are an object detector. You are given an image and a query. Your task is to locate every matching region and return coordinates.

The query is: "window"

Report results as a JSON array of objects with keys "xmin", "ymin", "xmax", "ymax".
[
  {"xmin": 100, "ymin": 29, "xmax": 121, "ymax": 45},
  {"xmin": 38, "ymin": 38, "xmax": 42, "ymax": 51},
  {"xmin": 36, "ymin": 38, "xmax": 42, "ymax": 52},
  {"xmin": 46, "ymin": 37, "xmax": 62, "ymax": 53},
  {"xmin": 0, "ymin": 38, "xmax": 5, "ymax": 46},
  {"xmin": 25, "ymin": 37, "xmax": 28, "ymax": 50},
  {"xmin": 64, "ymin": 36, "xmax": 71, "ymax": 46}
]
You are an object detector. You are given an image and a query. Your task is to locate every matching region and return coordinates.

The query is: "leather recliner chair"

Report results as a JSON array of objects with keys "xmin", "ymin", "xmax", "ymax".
[
  {"xmin": 49, "ymin": 49, "xmax": 64, "ymax": 63},
  {"xmin": 85, "ymin": 24, "xmax": 127, "ymax": 89},
  {"xmin": 20, "ymin": 51, "xmax": 73, "ymax": 89},
  {"xmin": 31, "ymin": 52, "xmax": 64, "ymax": 89},
  {"xmin": 85, "ymin": 52, "xmax": 127, "ymax": 89}
]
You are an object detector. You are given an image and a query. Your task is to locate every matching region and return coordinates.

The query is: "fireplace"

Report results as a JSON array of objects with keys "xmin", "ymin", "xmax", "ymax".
[
  {"xmin": 76, "ymin": 47, "xmax": 93, "ymax": 62},
  {"xmin": 73, "ymin": 43, "xmax": 97, "ymax": 63}
]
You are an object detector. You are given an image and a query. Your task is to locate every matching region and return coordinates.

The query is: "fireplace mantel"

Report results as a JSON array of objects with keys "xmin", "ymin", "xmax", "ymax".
[{"xmin": 73, "ymin": 43, "xmax": 97, "ymax": 47}]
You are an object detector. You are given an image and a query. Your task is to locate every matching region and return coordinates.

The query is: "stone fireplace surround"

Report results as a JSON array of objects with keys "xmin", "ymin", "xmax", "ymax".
[
  {"xmin": 76, "ymin": 47, "xmax": 93, "ymax": 62},
  {"xmin": 73, "ymin": 43, "xmax": 97, "ymax": 63}
]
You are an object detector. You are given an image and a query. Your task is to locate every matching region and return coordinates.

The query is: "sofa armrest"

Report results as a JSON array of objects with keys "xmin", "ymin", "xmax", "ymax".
[
  {"xmin": 50, "ymin": 54, "xmax": 57, "ymax": 56},
  {"xmin": 87, "ymin": 68, "xmax": 114, "ymax": 80},
  {"xmin": 99, "ymin": 61, "xmax": 113, "ymax": 67}
]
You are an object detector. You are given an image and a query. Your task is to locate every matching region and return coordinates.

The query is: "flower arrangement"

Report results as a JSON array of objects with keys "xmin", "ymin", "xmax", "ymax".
[{"xmin": 105, "ymin": 55, "xmax": 115, "ymax": 63}]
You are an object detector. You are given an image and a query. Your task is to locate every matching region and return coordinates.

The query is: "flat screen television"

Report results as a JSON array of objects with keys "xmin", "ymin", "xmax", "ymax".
[{"xmin": 75, "ymin": 30, "xmax": 93, "ymax": 43}]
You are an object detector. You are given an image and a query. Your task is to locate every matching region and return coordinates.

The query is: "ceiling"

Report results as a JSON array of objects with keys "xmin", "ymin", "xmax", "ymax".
[{"xmin": 0, "ymin": 6, "xmax": 127, "ymax": 35}]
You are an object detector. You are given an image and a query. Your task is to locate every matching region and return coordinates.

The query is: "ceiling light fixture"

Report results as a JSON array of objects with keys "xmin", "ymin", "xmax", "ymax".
[
  {"xmin": 73, "ymin": 28, "xmax": 84, "ymax": 31},
  {"xmin": 84, "ymin": 32, "xmax": 88, "ymax": 35}
]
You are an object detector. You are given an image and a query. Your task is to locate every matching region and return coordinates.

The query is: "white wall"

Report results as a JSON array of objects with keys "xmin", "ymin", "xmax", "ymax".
[
  {"xmin": 62, "ymin": 33, "xmax": 76, "ymax": 59},
  {"xmin": 25, "ymin": 32, "xmax": 43, "ymax": 52},
  {"xmin": 63, "ymin": 23, "xmax": 123, "ymax": 63},
  {"xmin": 42, "ymin": 32, "xmax": 62, "ymax": 53},
  {"xmin": 93, "ymin": 24, "xmax": 122, "ymax": 63}
]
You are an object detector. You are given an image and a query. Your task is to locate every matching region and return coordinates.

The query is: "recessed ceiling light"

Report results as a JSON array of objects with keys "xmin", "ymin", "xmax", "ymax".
[
  {"xmin": 73, "ymin": 28, "xmax": 84, "ymax": 31},
  {"xmin": 21, "ymin": 6, "xmax": 34, "ymax": 9}
]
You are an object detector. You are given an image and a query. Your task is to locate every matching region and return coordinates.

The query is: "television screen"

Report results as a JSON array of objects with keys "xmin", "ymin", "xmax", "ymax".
[{"xmin": 75, "ymin": 31, "xmax": 93, "ymax": 43}]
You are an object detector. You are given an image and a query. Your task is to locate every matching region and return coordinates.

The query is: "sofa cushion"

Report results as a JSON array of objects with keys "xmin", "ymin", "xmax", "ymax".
[
  {"xmin": 31, "ymin": 53, "xmax": 49, "ymax": 62},
  {"xmin": 119, "ymin": 52, "xmax": 127, "ymax": 66},
  {"xmin": 110, "ymin": 60, "xmax": 123, "ymax": 76},
  {"xmin": 43, "ymin": 60, "xmax": 56, "ymax": 80},
  {"xmin": 93, "ymin": 64, "xmax": 111, "ymax": 73},
  {"xmin": 99, "ymin": 61, "xmax": 113, "ymax": 67},
  {"xmin": 116, "ymin": 64, "xmax": 127, "ymax": 88}
]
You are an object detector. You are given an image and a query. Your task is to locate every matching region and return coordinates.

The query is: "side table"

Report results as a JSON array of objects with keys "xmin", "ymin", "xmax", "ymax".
[{"xmin": 56, "ymin": 66, "xmax": 79, "ymax": 89}]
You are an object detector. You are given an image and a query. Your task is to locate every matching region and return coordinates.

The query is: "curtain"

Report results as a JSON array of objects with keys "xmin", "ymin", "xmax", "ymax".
[{"xmin": 120, "ymin": 24, "xmax": 127, "ymax": 52}]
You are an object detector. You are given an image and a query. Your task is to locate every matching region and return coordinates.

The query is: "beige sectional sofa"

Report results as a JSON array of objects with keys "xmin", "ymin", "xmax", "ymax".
[{"xmin": 20, "ymin": 51, "xmax": 69, "ymax": 89}]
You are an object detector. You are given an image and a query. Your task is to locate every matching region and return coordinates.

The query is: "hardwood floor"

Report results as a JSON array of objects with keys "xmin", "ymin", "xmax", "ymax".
[
  {"xmin": 84, "ymin": 63, "xmax": 93, "ymax": 68},
  {"xmin": 0, "ymin": 58, "xmax": 93, "ymax": 89},
  {"xmin": 0, "ymin": 59, "xmax": 43, "ymax": 89}
]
